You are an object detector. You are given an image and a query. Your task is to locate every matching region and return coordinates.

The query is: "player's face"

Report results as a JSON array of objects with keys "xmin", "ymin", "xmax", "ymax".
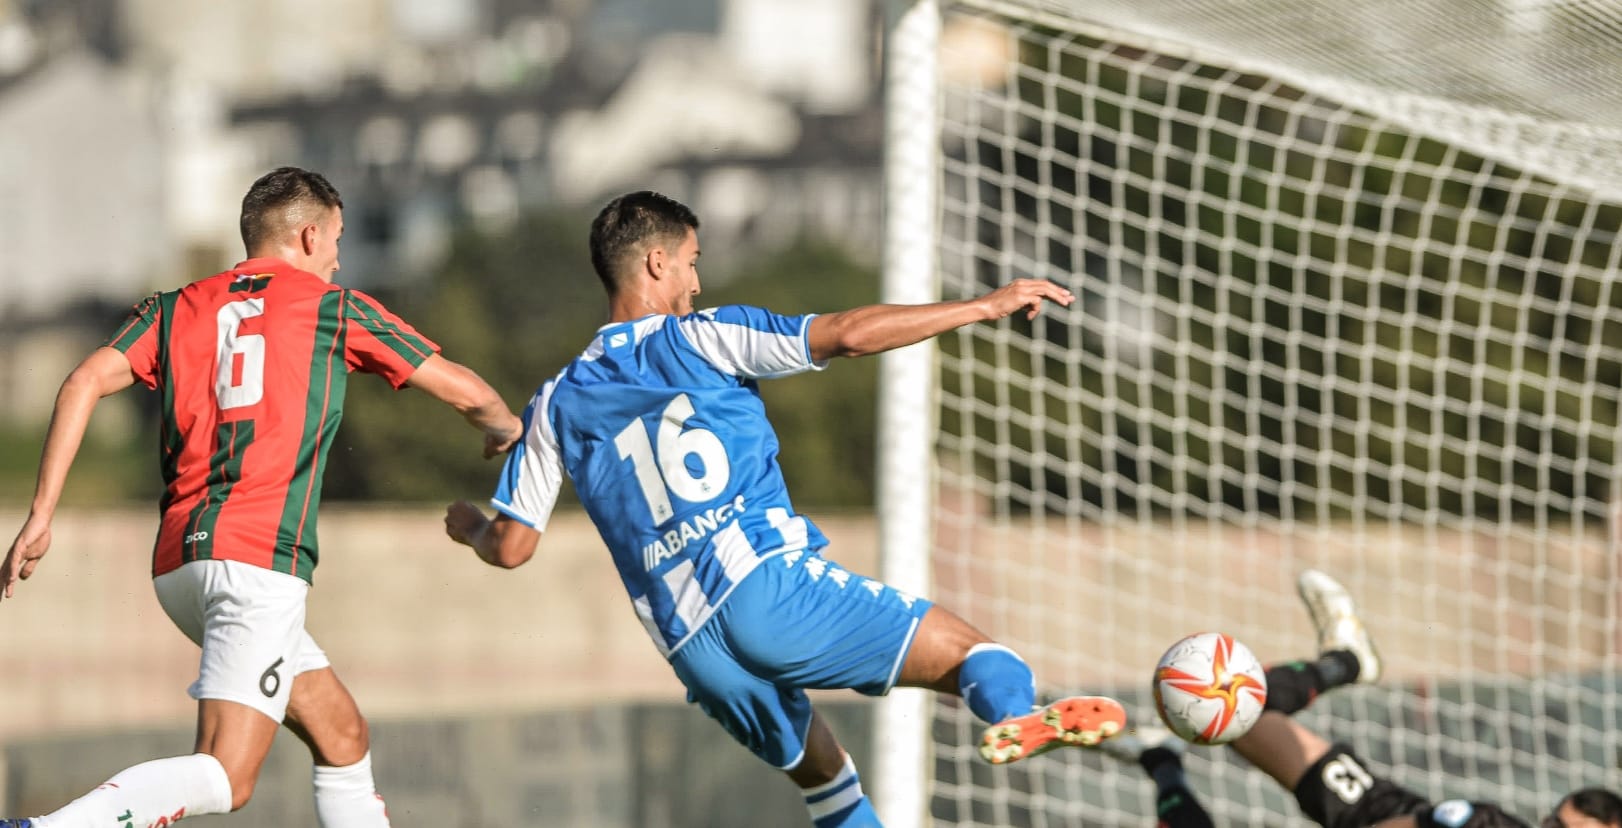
[
  {"xmin": 309, "ymin": 207, "xmax": 344, "ymax": 282},
  {"xmin": 1545, "ymin": 800, "xmax": 1616, "ymax": 828},
  {"xmin": 668, "ymin": 228, "xmax": 701, "ymax": 315}
]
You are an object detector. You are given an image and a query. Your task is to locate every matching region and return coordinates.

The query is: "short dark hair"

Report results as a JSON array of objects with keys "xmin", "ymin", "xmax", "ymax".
[
  {"xmin": 588, "ymin": 191, "xmax": 700, "ymax": 295},
  {"xmin": 1546, "ymin": 789, "xmax": 1622, "ymax": 828},
  {"xmin": 239, "ymin": 167, "xmax": 344, "ymax": 252}
]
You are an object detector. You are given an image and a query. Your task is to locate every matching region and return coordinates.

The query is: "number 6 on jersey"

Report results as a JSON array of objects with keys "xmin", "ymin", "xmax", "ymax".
[{"xmin": 215, "ymin": 298, "xmax": 266, "ymax": 410}]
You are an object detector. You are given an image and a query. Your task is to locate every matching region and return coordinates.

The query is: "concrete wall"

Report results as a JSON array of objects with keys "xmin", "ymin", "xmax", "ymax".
[
  {"xmin": 6, "ymin": 504, "xmax": 1614, "ymax": 745},
  {"xmin": 0, "ymin": 506, "xmax": 880, "ymax": 743},
  {"xmin": 5, "ymin": 702, "xmax": 877, "ymax": 827},
  {"xmin": 5, "ymin": 506, "xmax": 1620, "ymax": 824}
]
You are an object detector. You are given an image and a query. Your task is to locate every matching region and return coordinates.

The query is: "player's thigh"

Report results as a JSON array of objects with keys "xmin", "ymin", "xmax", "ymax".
[
  {"xmin": 671, "ymin": 621, "xmax": 814, "ymax": 770},
  {"xmin": 1294, "ymin": 745, "xmax": 1430, "ymax": 828},
  {"xmin": 283, "ymin": 665, "xmax": 369, "ymax": 767},
  {"xmin": 719, "ymin": 551, "xmax": 933, "ymax": 696},
  {"xmin": 153, "ymin": 559, "xmax": 312, "ymax": 723}
]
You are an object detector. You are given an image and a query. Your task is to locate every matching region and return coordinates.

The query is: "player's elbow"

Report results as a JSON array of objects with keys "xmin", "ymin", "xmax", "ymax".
[
  {"xmin": 58, "ymin": 365, "xmax": 101, "ymax": 399},
  {"xmin": 489, "ymin": 543, "xmax": 535, "ymax": 569},
  {"xmin": 818, "ymin": 323, "xmax": 878, "ymax": 360},
  {"xmin": 832, "ymin": 332, "xmax": 877, "ymax": 358},
  {"xmin": 485, "ymin": 523, "xmax": 540, "ymax": 569},
  {"xmin": 442, "ymin": 370, "xmax": 501, "ymax": 416}
]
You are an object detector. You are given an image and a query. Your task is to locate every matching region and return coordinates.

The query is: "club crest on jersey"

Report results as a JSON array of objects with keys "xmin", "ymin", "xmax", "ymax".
[
  {"xmin": 1431, "ymin": 800, "xmax": 1474, "ymax": 827},
  {"xmin": 642, "ymin": 495, "xmax": 747, "ymax": 570}
]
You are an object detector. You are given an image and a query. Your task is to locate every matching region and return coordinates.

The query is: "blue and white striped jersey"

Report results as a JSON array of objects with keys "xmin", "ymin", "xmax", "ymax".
[{"xmin": 491, "ymin": 306, "xmax": 831, "ymax": 657}]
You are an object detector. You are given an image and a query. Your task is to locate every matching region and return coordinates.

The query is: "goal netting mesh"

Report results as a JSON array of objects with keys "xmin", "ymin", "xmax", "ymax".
[{"xmin": 915, "ymin": 1, "xmax": 1622, "ymax": 824}]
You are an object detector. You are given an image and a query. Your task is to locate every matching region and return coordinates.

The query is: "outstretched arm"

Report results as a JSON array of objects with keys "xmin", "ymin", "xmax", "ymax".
[
  {"xmin": 443, "ymin": 501, "xmax": 538, "ymax": 568},
  {"xmin": 3, "ymin": 347, "xmax": 138, "ymax": 601},
  {"xmin": 404, "ymin": 354, "xmax": 523, "ymax": 458},
  {"xmin": 805, "ymin": 278, "xmax": 1073, "ymax": 361}
]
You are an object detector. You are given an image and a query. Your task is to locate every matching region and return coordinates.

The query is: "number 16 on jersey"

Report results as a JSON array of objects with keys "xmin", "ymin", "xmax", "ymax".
[{"xmin": 613, "ymin": 393, "xmax": 732, "ymax": 523}]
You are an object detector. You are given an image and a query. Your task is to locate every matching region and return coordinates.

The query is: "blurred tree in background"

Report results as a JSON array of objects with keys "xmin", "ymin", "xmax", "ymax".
[
  {"xmin": 940, "ymin": 29, "xmax": 1622, "ymax": 522},
  {"xmin": 18, "ymin": 28, "xmax": 1620, "ymax": 523},
  {"xmin": 0, "ymin": 213, "xmax": 881, "ymax": 510},
  {"xmin": 323, "ymin": 208, "xmax": 606, "ymax": 503},
  {"xmin": 325, "ymin": 212, "xmax": 881, "ymax": 509}
]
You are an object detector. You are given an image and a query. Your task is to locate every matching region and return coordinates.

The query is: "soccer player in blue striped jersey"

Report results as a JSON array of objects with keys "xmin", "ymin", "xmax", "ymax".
[{"xmin": 443, "ymin": 191, "xmax": 1127, "ymax": 827}]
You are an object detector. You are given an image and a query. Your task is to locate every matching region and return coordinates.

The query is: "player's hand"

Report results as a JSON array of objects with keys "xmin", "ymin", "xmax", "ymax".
[
  {"xmin": 483, "ymin": 414, "xmax": 523, "ymax": 459},
  {"xmin": 978, "ymin": 278, "xmax": 1075, "ymax": 321},
  {"xmin": 3, "ymin": 512, "xmax": 53, "ymax": 602},
  {"xmin": 444, "ymin": 500, "xmax": 491, "ymax": 548}
]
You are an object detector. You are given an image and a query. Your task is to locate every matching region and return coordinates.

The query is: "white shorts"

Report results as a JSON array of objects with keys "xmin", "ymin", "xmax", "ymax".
[{"xmin": 153, "ymin": 559, "xmax": 331, "ymax": 722}]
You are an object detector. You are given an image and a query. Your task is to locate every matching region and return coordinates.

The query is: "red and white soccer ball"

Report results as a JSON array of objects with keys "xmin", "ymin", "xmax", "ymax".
[{"xmin": 1152, "ymin": 632, "xmax": 1269, "ymax": 745}]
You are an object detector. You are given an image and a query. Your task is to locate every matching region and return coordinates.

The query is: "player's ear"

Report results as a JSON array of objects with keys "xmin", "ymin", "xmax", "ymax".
[
  {"xmin": 298, "ymin": 222, "xmax": 319, "ymax": 256},
  {"xmin": 646, "ymin": 244, "xmax": 668, "ymax": 279}
]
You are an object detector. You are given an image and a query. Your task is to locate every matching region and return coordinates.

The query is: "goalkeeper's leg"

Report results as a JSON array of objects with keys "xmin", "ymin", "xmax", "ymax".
[
  {"xmin": 1096, "ymin": 725, "xmax": 1214, "ymax": 828},
  {"xmin": 1231, "ymin": 570, "xmax": 1433, "ymax": 828},
  {"xmin": 1265, "ymin": 568, "xmax": 1382, "ymax": 717}
]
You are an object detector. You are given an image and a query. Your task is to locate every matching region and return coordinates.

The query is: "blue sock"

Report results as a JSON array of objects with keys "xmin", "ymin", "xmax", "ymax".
[
  {"xmin": 958, "ymin": 642, "xmax": 1035, "ymax": 723},
  {"xmin": 804, "ymin": 755, "xmax": 882, "ymax": 827}
]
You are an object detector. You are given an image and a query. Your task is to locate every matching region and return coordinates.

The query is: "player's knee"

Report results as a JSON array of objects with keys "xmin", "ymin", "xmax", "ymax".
[
  {"xmin": 221, "ymin": 766, "xmax": 256, "ymax": 811},
  {"xmin": 319, "ymin": 714, "xmax": 371, "ymax": 767},
  {"xmin": 197, "ymin": 748, "xmax": 264, "ymax": 811}
]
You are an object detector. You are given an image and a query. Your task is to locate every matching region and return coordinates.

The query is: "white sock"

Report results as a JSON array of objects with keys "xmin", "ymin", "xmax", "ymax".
[
  {"xmin": 35, "ymin": 753, "xmax": 231, "ymax": 828},
  {"xmin": 313, "ymin": 752, "xmax": 390, "ymax": 827},
  {"xmin": 803, "ymin": 754, "xmax": 874, "ymax": 828}
]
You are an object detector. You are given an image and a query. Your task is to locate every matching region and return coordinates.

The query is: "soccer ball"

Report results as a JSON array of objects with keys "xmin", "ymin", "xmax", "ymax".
[{"xmin": 1152, "ymin": 632, "xmax": 1268, "ymax": 745}]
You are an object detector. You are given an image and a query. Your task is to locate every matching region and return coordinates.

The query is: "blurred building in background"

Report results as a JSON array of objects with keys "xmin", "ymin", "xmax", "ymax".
[{"xmin": 0, "ymin": 0, "xmax": 885, "ymax": 420}]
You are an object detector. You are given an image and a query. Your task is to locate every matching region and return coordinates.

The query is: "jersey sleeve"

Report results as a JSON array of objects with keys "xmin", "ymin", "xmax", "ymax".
[
  {"xmin": 103, "ymin": 292, "xmax": 163, "ymax": 389},
  {"xmin": 674, "ymin": 305, "xmax": 828, "ymax": 379},
  {"xmin": 490, "ymin": 382, "xmax": 564, "ymax": 531},
  {"xmin": 341, "ymin": 289, "xmax": 441, "ymax": 388}
]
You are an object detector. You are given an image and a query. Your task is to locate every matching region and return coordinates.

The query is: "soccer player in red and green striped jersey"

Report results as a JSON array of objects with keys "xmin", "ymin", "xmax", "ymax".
[
  {"xmin": 107, "ymin": 255, "xmax": 437, "ymax": 584},
  {"xmin": 1, "ymin": 167, "xmax": 520, "ymax": 828}
]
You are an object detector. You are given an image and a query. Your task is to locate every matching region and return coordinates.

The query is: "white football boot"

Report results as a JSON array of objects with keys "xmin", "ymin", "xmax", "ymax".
[{"xmin": 1296, "ymin": 569, "xmax": 1383, "ymax": 684}]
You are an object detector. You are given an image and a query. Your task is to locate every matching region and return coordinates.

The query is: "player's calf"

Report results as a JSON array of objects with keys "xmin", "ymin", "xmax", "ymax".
[
  {"xmin": 23, "ymin": 753, "xmax": 233, "ymax": 828},
  {"xmin": 1094, "ymin": 723, "xmax": 1215, "ymax": 828},
  {"xmin": 801, "ymin": 754, "xmax": 882, "ymax": 828},
  {"xmin": 314, "ymin": 752, "xmax": 391, "ymax": 827}
]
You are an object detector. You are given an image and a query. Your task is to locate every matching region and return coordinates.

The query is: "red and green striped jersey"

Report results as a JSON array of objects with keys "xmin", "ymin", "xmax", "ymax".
[{"xmin": 105, "ymin": 257, "xmax": 439, "ymax": 583}]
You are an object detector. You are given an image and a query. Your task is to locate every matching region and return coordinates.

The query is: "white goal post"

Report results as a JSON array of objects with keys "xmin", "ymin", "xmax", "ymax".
[{"xmin": 876, "ymin": 0, "xmax": 1622, "ymax": 825}]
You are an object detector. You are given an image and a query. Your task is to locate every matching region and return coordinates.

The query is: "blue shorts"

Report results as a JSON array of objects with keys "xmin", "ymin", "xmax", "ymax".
[{"xmin": 668, "ymin": 550, "xmax": 934, "ymax": 769}]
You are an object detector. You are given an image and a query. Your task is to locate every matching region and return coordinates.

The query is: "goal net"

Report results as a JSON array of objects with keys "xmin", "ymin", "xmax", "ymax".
[{"xmin": 880, "ymin": 0, "xmax": 1622, "ymax": 824}]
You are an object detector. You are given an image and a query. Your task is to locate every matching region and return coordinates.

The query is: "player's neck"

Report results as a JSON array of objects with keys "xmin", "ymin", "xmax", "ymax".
[
  {"xmin": 607, "ymin": 289, "xmax": 680, "ymax": 323},
  {"xmin": 243, "ymin": 248, "xmax": 328, "ymax": 281}
]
